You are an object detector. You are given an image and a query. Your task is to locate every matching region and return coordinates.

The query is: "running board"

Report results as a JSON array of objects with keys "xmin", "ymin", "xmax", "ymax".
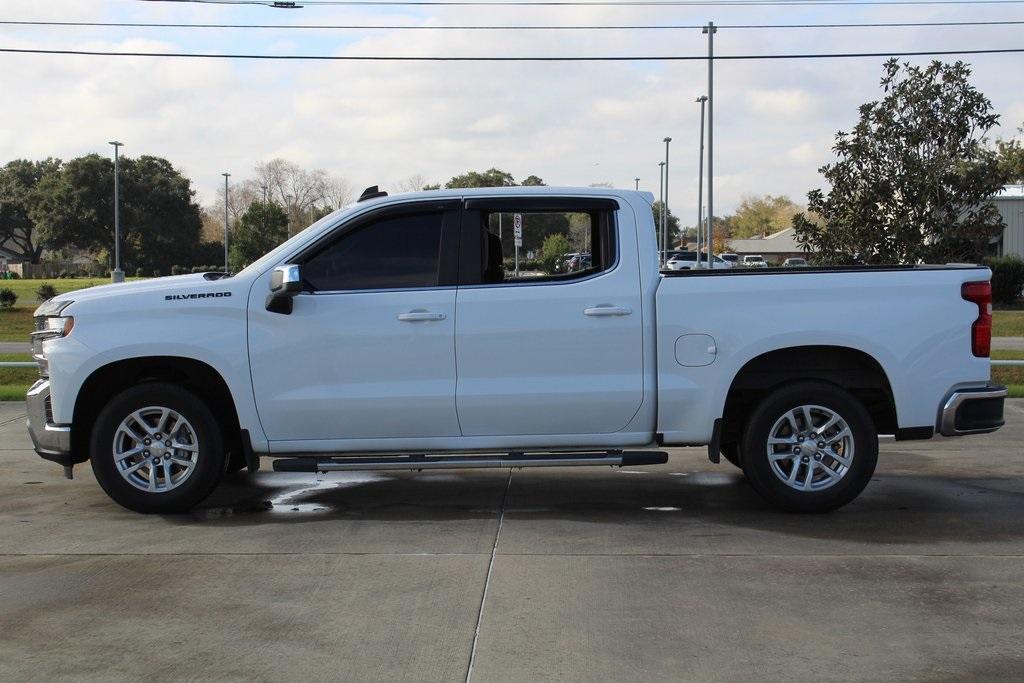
[{"xmin": 272, "ymin": 450, "xmax": 668, "ymax": 473}]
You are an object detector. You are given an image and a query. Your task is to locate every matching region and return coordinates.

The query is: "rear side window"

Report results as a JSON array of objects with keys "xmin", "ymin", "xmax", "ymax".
[
  {"xmin": 461, "ymin": 203, "xmax": 617, "ymax": 285},
  {"xmin": 302, "ymin": 212, "xmax": 444, "ymax": 291}
]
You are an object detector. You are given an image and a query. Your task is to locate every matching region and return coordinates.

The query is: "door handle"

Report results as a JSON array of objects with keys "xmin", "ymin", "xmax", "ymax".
[
  {"xmin": 583, "ymin": 305, "xmax": 633, "ymax": 317},
  {"xmin": 397, "ymin": 311, "xmax": 446, "ymax": 322}
]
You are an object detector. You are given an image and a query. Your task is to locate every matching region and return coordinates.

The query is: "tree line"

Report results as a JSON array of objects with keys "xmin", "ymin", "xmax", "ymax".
[{"xmin": 0, "ymin": 155, "xmax": 354, "ymax": 275}]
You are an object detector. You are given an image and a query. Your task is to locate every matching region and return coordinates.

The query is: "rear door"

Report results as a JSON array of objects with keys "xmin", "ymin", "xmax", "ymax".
[{"xmin": 454, "ymin": 197, "xmax": 644, "ymax": 436}]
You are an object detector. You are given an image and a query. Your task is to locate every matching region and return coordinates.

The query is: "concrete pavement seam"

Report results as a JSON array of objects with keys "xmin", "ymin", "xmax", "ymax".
[{"xmin": 465, "ymin": 470, "xmax": 512, "ymax": 683}]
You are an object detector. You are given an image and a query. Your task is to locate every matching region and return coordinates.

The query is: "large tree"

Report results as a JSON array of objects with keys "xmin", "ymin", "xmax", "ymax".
[
  {"xmin": 794, "ymin": 59, "xmax": 1008, "ymax": 264},
  {"xmin": 229, "ymin": 200, "xmax": 289, "ymax": 271},
  {"xmin": 731, "ymin": 194, "xmax": 803, "ymax": 239},
  {"xmin": 652, "ymin": 201, "xmax": 681, "ymax": 247},
  {"xmin": 0, "ymin": 157, "xmax": 61, "ymax": 263},
  {"xmin": 996, "ymin": 124, "xmax": 1024, "ymax": 184},
  {"xmin": 33, "ymin": 154, "xmax": 203, "ymax": 273}
]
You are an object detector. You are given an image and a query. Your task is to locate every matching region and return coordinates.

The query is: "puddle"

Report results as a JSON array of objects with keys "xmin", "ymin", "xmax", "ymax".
[
  {"xmin": 195, "ymin": 471, "xmax": 389, "ymax": 519},
  {"xmin": 685, "ymin": 472, "xmax": 740, "ymax": 486}
]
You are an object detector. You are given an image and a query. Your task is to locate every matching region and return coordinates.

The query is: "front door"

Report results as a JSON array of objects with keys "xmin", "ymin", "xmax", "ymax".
[
  {"xmin": 454, "ymin": 197, "xmax": 645, "ymax": 436},
  {"xmin": 248, "ymin": 200, "xmax": 462, "ymax": 443}
]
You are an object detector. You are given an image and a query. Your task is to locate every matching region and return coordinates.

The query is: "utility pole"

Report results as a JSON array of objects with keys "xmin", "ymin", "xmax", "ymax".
[
  {"xmin": 107, "ymin": 141, "xmax": 124, "ymax": 283},
  {"xmin": 663, "ymin": 137, "xmax": 672, "ymax": 263},
  {"xmin": 658, "ymin": 161, "xmax": 665, "ymax": 264},
  {"xmin": 222, "ymin": 173, "xmax": 231, "ymax": 273},
  {"xmin": 703, "ymin": 21, "xmax": 717, "ymax": 267},
  {"xmin": 696, "ymin": 95, "xmax": 708, "ymax": 268},
  {"xmin": 634, "ymin": 177, "xmax": 640, "ymax": 190}
]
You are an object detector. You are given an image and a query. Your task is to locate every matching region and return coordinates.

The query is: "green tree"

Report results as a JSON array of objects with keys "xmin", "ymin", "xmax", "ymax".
[
  {"xmin": 229, "ymin": 200, "xmax": 288, "ymax": 270},
  {"xmin": 0, "ymin": 158, "xmax": 61, "ymax": 263},
  {"xmin": 651, "ymin": 201, "xmax": 681, "ymax": 247},
  {"xmin": 995, "ymin": 124, "xmax": 1024, "ymax": 184},
  {"xmin": 731, "ymin": 194, "xmax": 803, "ymax": 239},
  {"xmin": 444, "ymin": 168, "xmax": 517, "ymax": 189},
  {"xmin": 33, "ymin": 154, "xmax": 203, "ymax": 273},
  {"xmin": 794, "ymin": 59, "xmax": 1007, "ymax": 264},
  {"xmin": 540, "ymin": 233, "xmax": 570, "ymax": 273}
]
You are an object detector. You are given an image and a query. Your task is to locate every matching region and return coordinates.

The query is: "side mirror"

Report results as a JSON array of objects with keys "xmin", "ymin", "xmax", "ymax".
[{"xmin": 266, "ymin": 264, "xmax": 302, "ymax": 314}]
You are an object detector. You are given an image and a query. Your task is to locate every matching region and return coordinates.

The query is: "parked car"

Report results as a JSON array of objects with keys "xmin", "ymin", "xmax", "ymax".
[
  {"xmin": 666, "ymin": 253, "xmax": 732, "ymax": 270},
  {"xmin": 742, "ymin": 255, "xmax": 768, "ymax": 268},
  {"xmin": 719, "ymin": 253, "xmax": 739, "ymax": 265},
  {"xmin": 783, "ymin": 257, "xmax": 808, "ymax": 268},
  {"xmin": 28, "ymin": 186, "xmax": 1005, "ymax": 515}
]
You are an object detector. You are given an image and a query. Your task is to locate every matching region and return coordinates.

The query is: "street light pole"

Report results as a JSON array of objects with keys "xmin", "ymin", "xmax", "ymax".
[
  {"xmin": 703, "ymin": 21, "xmax": 717, "ymax": 268},
  {"xmin": 658, "ymin": 161, "xmax": 665, "ymax": 264},
  {"xmin": 222, "ymin": 173, "xmax": 231, "ymax": 273},
  {"xmin": 634, "ymin": 177, "xmax": 640, "ymax": 190},
  {"xmin": 663, "ymin": 137, "xmax": 672, "ymax": 264},
  {"xmin": 107, "ymin": 141, "xmax": 124, "ymax": 283},
  {"xmin": 695, "ymin": 95, "xmax": 708, "ymax": 268}
]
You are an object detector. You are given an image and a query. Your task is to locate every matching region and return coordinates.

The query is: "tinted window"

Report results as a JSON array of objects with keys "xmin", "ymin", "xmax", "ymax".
[
  {"xmin": 478, "ymin": 209, "xmax": 614, "ymax": 284},
  {"xmin": 303, "ymin": 212, "xmax": 443, "ymax": 291}
]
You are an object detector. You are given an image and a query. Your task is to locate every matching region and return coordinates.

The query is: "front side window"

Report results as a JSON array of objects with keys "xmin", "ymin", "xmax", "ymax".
[{"xmin": 302, "ymin": 211, "xmax": 444, "ymax": 291}]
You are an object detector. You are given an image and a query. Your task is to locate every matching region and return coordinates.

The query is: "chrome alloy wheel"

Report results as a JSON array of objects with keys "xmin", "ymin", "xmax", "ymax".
[
  {"xmin": 766, "ymin": 404, "xmax": 854, "ymax": 492},
  {"xmin": 112, "ymin": 406, "xmax": 199, "ymax": 493}
]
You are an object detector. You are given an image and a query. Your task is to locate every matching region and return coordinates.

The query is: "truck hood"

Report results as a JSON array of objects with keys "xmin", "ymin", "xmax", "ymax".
[{"xmin": 39, "ymin": 274, "xmax": 231, "ymax": 313}]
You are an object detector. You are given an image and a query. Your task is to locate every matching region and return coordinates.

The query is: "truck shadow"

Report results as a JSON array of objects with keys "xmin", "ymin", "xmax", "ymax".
[{"xmin": 173, "ymin": 462, "xmax": 1024, "ymax": 547}]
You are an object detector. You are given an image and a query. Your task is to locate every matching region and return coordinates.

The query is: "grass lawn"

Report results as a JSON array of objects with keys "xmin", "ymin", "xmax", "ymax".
[
  {"xmin": 0, "ymin": 353, "xmax": 35, "ymax": 401},
  {"xmin": 992, "ymin": 349, "xmax": 1024, "ymax": 398},
  {"xmin": 0, "ymin": 308, "xmax": 36, "ymax": 342},
  {"xmin": 993, "ymin": 310, "xmax": 1024, "ymax": 338}
]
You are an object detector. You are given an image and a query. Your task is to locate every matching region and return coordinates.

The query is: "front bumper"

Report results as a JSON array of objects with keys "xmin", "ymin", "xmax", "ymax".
[
  {"xmin": 26, "ymin": 379, "xmax": 75, "ymax": 466},
  {"xmin": 939, "ymin": 384, "xmax": 1007, "ymax": 436}
]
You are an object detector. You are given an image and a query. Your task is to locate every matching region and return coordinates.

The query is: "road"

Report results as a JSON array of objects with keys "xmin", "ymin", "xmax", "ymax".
[{"xmin": 2, "ymin": 401, "xmax": 1024, "ymax": 681}]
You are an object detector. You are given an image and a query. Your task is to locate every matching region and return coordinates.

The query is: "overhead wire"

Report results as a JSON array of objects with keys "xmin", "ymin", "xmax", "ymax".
[{"xmin": 1, "ymin": 45, "xmax": 1022, "ymax": 60}]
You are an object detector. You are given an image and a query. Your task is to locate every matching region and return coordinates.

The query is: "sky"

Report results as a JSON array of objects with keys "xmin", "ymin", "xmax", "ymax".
[{"xmin": 1, "ymin": 0, "xmax": 1023, "ymax": 223}]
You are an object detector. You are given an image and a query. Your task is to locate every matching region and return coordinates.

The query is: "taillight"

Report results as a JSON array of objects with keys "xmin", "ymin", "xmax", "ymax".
[{"xmin": 961, "ymin": 281, "xmax": 992, "ymax": 358}]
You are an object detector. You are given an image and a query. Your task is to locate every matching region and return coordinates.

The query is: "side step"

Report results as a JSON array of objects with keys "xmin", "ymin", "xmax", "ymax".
[{"xmin": 272, "ymin": 450, "xmax": 668, "ymax": 473}]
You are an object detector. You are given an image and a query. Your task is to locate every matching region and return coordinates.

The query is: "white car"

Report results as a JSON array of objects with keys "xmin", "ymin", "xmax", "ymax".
[
  {"xmin": 27, "ymin": 186, "xmax": 1005, "ymax": 514},
  {"xmin": 665, "ymin": 253, "xmax": 732, "ymax": 270},
  {"xmin": 783, "ymin": 257, "xmax": 809, "ymax": 268},
  {"xmin": 742, "ymin": 254, "xmax": 769, "ymax": 268}
]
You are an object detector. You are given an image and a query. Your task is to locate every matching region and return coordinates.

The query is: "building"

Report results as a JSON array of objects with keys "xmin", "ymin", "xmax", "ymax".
[
  {"xmin": 994, "ymin": 184, "xmax": 1024, "ymax": 258},
  {"xmin": 727, "ymin": 227, "xmax": 807, "ymax": 265}
]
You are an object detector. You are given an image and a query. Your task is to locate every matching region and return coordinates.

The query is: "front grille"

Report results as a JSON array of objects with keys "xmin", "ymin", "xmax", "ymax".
[{"xmin": 44, "ymin": 394, "xmax": 53, "ymax": 424}]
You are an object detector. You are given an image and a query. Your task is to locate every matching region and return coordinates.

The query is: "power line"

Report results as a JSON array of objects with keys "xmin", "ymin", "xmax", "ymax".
[
  {"xmin": 1, "ymin": 45, "xmax": 1022, "ymax": 59},
  {"xmin": 138, "ymin": 0, "xmax": 1024, "ymax": 6},
  {"xmin": 6, "ymin": 18, "xmax": 1024, "ymax": 29}
]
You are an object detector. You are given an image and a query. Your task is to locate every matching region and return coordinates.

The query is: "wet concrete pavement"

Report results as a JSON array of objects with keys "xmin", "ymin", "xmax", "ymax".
[{"xmin": 1, "ymin": 401, "xmax": 1023, "ymax": 681}]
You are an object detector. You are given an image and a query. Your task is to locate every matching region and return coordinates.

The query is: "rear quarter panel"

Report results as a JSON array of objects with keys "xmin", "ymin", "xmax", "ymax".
[{"xmin": 655, "ymin": 267, "xmax": 991, "ymax": 443}]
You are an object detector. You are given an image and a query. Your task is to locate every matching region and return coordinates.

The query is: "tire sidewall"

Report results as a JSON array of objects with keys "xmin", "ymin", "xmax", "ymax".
[
  {"xmin": 741, "ymin": 381, "xmax": 878, "ymax": 513},
  {"xmin": 90, "ymin": 383, "xmax": 224, "ymax": 514}
]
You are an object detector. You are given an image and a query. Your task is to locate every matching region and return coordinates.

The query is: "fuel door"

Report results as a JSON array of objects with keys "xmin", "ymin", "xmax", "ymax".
[{"xmin": 674, "ymin": 334, "xmax": 718, "ymax": 367}]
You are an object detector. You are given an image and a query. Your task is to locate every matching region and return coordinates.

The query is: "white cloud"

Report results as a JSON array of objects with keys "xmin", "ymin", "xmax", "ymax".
[{"xmin": 0, "ymin": 0, "xmax": 1021, "ymax": 223}]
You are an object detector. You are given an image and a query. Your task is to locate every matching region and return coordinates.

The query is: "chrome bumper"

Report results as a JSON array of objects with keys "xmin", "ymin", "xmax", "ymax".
[
  {"xmin": 26, "ymin": 379, "xmax": 73, "ymax": 464},
  {"xmin": 939, "ymin": 385, "xmax": 1007, "ymax": 437}
]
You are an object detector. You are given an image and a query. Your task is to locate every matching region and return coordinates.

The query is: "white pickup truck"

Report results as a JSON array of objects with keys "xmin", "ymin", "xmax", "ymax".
[{"xmin": 28, "ymin": 186, "xmax": 1006, "ymax": 514}]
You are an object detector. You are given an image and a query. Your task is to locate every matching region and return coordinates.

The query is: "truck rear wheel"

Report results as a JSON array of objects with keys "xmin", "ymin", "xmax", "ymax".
[
  {"xmin": 740, "ymin": 381, "xmax": 877, "ymax": 513},
  {"xmin": 89, "ymin": 383, "xmax": 225, "ymax": 514}
]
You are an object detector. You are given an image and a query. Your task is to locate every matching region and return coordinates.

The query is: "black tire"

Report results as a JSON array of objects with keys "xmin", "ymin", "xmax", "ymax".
[
  {"xmin": 740, "ymin": 381, "xmax": 877, "ymax": 513},
  {"xmin": 89, "ymin": 383, "xmax": 225, "ymax": 513},
  {"xmin": 720, "ymin": 442, "xmax": 742, "ymax": 468}
]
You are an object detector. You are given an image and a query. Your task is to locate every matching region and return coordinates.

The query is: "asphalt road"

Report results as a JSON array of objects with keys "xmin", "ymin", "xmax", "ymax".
[{"xmin": 2, "ymin": 401, "xmax": 1024, "ymax": 681}]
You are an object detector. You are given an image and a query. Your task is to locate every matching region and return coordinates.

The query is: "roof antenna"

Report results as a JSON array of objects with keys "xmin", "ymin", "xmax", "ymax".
[{"xmin": 358, "ymin": 185, "xmax": 388, "ymax": 202}]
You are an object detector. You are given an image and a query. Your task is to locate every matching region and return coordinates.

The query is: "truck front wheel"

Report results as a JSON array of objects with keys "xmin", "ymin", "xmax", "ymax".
[
  {"xmin": 89, "ymin": 383, "xmax": 225, "ymax": 513},
  {"xmin": 740, "ymin": 381, "xmax": 877, "ymax": 513}
]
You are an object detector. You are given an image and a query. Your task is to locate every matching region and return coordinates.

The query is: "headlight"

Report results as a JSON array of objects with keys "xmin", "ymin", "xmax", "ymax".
[{"xmin": 31, "ymin": 301, "xmax": 74, "ymax": 377}]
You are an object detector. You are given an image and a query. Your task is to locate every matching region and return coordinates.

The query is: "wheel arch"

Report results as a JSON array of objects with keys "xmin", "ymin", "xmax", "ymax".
[
  {"xmin": 72, "ymin": 356, "xmax": 241, "ymax": 461},
  {"xmin": 720, "ymin": 345, "xmax": 897, "ymax": 446}
]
